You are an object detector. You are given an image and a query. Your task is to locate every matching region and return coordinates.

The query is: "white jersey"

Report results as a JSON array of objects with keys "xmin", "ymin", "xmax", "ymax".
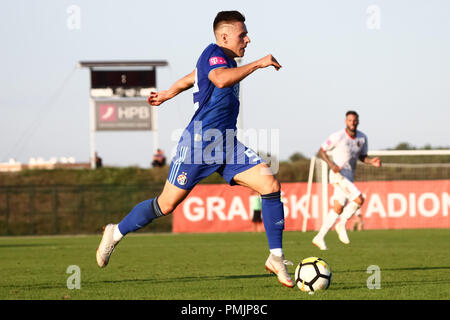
[{"xmin": 320, "ymin": 128, "xmax": 368, "ymax": 182}]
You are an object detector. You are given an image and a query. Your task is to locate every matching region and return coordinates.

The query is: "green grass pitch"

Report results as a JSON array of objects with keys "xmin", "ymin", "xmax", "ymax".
[{"xmin": 1, "ymin": 229, "xmax": 449, "ymax": 300}]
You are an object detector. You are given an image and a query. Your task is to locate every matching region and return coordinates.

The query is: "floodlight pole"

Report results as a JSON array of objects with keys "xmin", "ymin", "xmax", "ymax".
[
  {"xmin": 89, "ymin": 98, "xmax": 96, "ymax": 169},
  {"xmin": 152, "ymin": 106, "xmax": 159, "ymax": 154}
]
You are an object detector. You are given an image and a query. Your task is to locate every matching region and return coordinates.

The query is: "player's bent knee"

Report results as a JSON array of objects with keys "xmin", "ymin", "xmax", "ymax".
[
  {"xmin": 261, "ymin": 178, "xmax": 280, "ymax": 195},
  {"xmin": 334, "ymin": 206, "xmax": 344, "ymax": 214},
  {"xmin": 334, "ymin": 201, "xmax": 344, "ymax": 214},
  {"xmin": 355, "ymin": 195, "xmax": 364, "ymax": 206},
  {"xmin": 251, "ymin": 180, "xmax": 280, "ymax": 196},
  {"xmin": 271, "ymin": 179, "xmax": 281, "ymax": 193}
]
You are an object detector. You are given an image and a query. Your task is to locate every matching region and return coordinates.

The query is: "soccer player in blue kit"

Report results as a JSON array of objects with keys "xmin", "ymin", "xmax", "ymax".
[{"xmin": 96, "ymin": 11, "xmax": 294, "ymax": 288}]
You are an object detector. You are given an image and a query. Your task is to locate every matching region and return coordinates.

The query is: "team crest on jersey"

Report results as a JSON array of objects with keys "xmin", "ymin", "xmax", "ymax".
[
  {"xmin": 357, "ymin": 141, "xmax": 361, "ymax": 147},
  {"xmin": 177, "ymin": 172, "xmax": 188, "ymax": 185}
]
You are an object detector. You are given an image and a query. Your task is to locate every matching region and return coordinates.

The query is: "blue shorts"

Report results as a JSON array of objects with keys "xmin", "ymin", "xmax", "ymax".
[{"xmin": 167, "ymin": 140, "xmax": 263, "ymax": 190}]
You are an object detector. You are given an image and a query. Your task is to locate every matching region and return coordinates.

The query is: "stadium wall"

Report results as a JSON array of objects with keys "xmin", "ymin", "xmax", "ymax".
[
  {"xmin": 0, "ymin": 184, "xmax": 169, "ymax": 236},
  {"xmin": 172, "ymin": 180, "xmax": 450, "ymax": 232}
]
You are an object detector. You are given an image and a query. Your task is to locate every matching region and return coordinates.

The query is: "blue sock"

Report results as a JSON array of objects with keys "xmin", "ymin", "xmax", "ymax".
[
  {"xmin": 118, "ymin": 197, "xmax": 164, "ymax": 235},
  {"xmin": 261, "ymin": 191, "xmax": 285, "ymax": 250}
]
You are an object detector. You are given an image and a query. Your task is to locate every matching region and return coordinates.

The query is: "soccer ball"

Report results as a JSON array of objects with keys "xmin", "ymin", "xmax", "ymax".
[{"xmin": 294, "ymin": 257, "xmax": 332, "ymax": 292}]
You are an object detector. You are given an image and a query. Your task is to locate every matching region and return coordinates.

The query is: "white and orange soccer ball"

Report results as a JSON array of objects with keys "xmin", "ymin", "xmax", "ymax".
[{"xmin": 294, "ymin": 257, "xmax": 332, "ymax": 292}]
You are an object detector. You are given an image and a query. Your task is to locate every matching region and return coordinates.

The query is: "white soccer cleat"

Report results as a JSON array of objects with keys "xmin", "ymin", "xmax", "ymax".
[
  {"xmin": 335, "ymin": 222, "xmax": 350, "ymax": 244},
  {"xmin": 312, "ymin": 236, "xmax": 328, "ymax": 250},
  {"xmin": 96, "ymin": 224, "xmax": 120, "ymax": 268},
  {"xmin": 265, "ymin": 254, "xmax": 295, "ymax": 288}
]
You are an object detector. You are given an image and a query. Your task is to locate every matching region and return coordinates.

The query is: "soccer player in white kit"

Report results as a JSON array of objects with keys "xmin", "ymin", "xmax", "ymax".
[{"xmin": 312, "ymin": 111, "xmax": 381, "ymax": 250}]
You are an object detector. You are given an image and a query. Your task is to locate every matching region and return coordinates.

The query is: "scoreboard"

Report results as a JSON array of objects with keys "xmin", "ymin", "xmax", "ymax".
[
  {"xmin": 90, "ymin": 70, "xmax": 155, "ymax": 89},
  {"xmin": 79, "ymin": 60, "xmax": 168, "ymax": 168}
]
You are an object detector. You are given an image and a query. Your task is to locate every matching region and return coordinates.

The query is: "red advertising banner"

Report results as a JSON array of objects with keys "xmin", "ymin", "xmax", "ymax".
[{"xmin": 172, "ymin": 180, "xmax": 450, "ymax": 233}]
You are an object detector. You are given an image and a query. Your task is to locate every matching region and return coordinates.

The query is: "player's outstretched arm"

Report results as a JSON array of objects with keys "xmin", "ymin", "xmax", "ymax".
[
  {"xmin": 209, "ymin": 54, "xmax": 281, "ymax": 89},
  {"xmin": 148, "ymin": 69, "xmax": 195, "ymax": 106}
]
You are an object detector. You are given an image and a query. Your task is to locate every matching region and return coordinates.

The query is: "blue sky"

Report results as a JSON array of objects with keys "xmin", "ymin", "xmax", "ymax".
[{"xmin": 1, "ymin": 0, "xmax": 449, "ymax": 167}]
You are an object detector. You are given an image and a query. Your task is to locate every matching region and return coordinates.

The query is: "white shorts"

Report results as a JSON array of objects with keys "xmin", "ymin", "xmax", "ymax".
[{"xmin": 329, "ymin": 171, "xmax": 361, "ymax": 206}]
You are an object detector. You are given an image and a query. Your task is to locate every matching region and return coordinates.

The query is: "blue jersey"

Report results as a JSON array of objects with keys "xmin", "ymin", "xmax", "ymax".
[
  {"xmin": 179, "ymin": 44, "xmax": 240, "ymax": 149},
  {"xmin": 167, "ymin": 43, "xmax": 262, "ymax": 190}
]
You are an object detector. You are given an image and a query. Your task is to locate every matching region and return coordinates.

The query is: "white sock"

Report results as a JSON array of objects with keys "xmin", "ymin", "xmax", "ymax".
[
  {"xmin": 113, "ymin": 224, "xmax": 124, "ymax": 242},
  {"xmin": 339, "ymin": 201, "xmax": 360, "ymax": 225},
  {"xmin": 317, "ymin": 211, "xmax": 339, "ymax": 239},
  {"xmin": 270, "ymin": 248, "xmax": 283, "ymax": 257}
]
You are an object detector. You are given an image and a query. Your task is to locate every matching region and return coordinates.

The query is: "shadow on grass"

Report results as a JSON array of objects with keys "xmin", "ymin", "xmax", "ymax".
[
  {"xmin": 98, "ymin": 273, "xmax": 274, "ymax": 285},
  {"xmin": 0, "ymin": 274, "xmax": 275, "ymax": 291},
  {"xmin": 0, "ymin": 243, "xmax": 57, "ymax": 248},
  {"xmin": 334, "ymin": 278, "xmax": 450, "ymax": 291}
]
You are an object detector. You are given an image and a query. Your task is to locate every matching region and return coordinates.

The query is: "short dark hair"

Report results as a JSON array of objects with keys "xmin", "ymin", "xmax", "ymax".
[
  {"xmin": 346, "ymin": 110, "xmax": 359, "ymax": 118},
  {"xmin": 213, "ymin": 11, "xmax": 245, "ymax": 31}
]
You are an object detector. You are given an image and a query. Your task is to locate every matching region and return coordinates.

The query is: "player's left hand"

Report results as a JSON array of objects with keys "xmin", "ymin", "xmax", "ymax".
[
  {"xmin": 371, "ymin": 157, "xmax": 382, "ymax": 168},
  {"xmin": 259, "ymin": 54, "xmax": 282, "ymax": 71}
]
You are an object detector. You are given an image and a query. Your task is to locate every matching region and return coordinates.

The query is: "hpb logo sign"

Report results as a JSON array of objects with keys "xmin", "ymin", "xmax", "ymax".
[
  {"xmin": 99, "ymin": 104, "xmax": 117, "ymax": 122},
  {"xmin": 94, "ymin": 99, "xmax": 154, "ymax": 131}
]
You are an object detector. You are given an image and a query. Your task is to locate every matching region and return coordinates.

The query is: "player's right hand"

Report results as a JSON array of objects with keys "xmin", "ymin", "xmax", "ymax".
[
  {"xmin": 148, "ymin": 91, "xmax": 168, "ymax": 106},
  {"xmin": 331, "ymin": 164, "xmax": 341, "ymax": 173}
]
